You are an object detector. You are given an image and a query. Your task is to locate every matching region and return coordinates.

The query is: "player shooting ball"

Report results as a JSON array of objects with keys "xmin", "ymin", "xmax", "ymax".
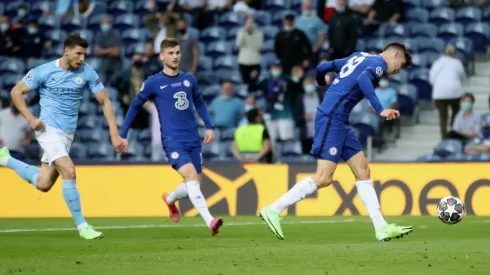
[
  {"xmin": 120, "ymin": 38, "xmax": 224, "ymax": 236},
  {"xmin": 259, "ymin": 42, "xmax": 414, "ymax": 242}
]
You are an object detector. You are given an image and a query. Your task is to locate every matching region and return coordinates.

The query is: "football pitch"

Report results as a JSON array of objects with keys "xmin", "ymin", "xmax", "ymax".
[{"xmin": 0, "ymin": 216, "xmax": 488, "ymax": 275}]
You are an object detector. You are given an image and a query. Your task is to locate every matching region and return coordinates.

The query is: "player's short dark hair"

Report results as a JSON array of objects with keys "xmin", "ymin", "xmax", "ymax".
[
  {"xmin": 247, "ymin": 108, "xmax": 261, "ymax": 124},
  {"xmin": 383, "ymin": 42, "xmax": 412, "ymax": 68},
  {"xmin": 160, "ymin": 38, "xmax": 180, "ymax": 52},
  {"xmin": 463, "ymin": 92, "xmax": 475, "ymax": 102},
  {"xmin": 64, "ymin": 33, "xmax": 88, "ymax": 49}
]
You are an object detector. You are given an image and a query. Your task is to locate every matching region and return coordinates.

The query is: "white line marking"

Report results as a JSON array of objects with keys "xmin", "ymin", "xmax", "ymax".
[{"xmin": 0, "ymin": 219, "xmax": 365, "ymax": 233}]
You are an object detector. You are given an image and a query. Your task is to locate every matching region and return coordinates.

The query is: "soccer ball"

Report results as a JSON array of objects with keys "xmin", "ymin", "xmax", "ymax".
[{"xmin": 436, "ymin": 196, "xmax": 465, "ymax": 224}]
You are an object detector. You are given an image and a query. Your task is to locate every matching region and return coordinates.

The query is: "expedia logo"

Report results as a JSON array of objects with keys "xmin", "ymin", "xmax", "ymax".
[{"xmin": 179, "ymin": 164, "xmax": 259, "ymax": 216}]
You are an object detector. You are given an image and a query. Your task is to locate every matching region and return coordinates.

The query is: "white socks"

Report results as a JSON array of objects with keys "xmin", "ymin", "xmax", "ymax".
[
  {"xmin": 270, "ymin": 177, "xmax": 318, "ymax": 214},
  {"xmin": 355, "ymin": 180, "xmax": 387, "ymax": 230},
  {"xmin": 186, "ymin": 180, "xmax": 214, "ymax": 227},
  {"xmin": 166, "ymin": 182, "xmax": 189, "ymax": 204}
]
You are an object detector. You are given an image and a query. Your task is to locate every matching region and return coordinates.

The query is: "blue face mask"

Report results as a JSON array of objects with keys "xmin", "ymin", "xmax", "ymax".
[
  {"xmin": 271, "ymin": 70, "xmax": 282, "ymax": 78},
  {"xmin": 101, "ymin": 23, "xmax": 111, "ymax": 32},
  {"xmin": 305, "ymin": 84, "xmax": 316, "ymax": 94},
  {"xmin": 461, "ymin": 101, "xmax": 473, "ymax": 111},
  {"xmin": 27, "ymin": 26, "xmax": 38, "ymax": 35},
  {"xmin": 291, "ymin": 76, "xmax": 300, "ymax": 83},
  {"xmin": 244, "ymin": 104, "xmax": 254, "ymax": 112},
  {"xmin": 379, "ymin": 79, "xmax": 389, "ymax": 88},
  {"xmin": 18, "ymin": 9, "xmax": 26, "ymax": 17},
  {"xmin": 1, "ymin": 23, "xmax": 8, "ymax": 32}
]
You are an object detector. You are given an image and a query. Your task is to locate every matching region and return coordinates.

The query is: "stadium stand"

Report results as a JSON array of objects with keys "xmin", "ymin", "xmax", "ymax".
[{"xmin": 0, "ymin": 0, "xmax": 489, "ymax": 163}]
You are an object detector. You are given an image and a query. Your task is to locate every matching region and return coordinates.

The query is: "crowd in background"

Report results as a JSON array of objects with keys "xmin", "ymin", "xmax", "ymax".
[{"xmin": 0, "ymin": 0, "xmax": 489, "ymax": 163}]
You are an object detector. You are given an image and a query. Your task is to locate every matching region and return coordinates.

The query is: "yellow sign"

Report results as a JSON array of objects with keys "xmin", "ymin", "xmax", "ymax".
[{"xmin": 0, "ymin": 163, "xmax": 489, "ymax": 217}]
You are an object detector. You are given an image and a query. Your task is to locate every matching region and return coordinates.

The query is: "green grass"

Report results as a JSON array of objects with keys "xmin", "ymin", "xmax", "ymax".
[{"xmin": 0, "ymin": 216, "xmax": 489, "ymax": 275}]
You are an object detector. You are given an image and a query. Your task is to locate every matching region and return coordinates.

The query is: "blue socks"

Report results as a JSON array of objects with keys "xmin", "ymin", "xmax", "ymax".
[
  {"xmin": 6, "ymin": 157, "xmax": 40, "ymax": 187},
  {"xmin": 62, "ymin": 180, "xmax": 86, "ymax": 227}
]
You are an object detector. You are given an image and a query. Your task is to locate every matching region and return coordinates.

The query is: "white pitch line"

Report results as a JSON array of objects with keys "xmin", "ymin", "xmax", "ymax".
[{"xmin": 0, "ymin": 219, "xmax": 366, "ymax": 233}]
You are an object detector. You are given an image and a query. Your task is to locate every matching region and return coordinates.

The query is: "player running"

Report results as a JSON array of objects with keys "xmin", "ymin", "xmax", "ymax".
[
  {"xmin": 120, "ymin": 38, "xmax": 224, "ymax": 236},
  {"xmin": 259, "ymin": 42, "xmax": 414, "ymax": 241},
  {"xmin": 0, "ymin": 33, "xmax": 127, "ymax": 239}
]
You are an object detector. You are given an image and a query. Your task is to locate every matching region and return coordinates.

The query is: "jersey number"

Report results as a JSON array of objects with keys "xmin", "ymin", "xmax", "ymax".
[
  {"xmin": 174, "ymin": 92, "xmax": 189, "ymax": 110},
  {"xmin": 339, "ymin": 55, "xmax": 366, "ymax": 78}
]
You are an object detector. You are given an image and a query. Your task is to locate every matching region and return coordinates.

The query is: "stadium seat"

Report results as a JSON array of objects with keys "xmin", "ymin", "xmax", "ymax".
[
  {"xmin": 1, "ymin": 74, "xmax": 22, "ymax": 91},
  {"xmin": 464, "ymin": 22, "xmax": 490, "ymax": 53},
  {"xmin": 91, "ymin": 1, "xmax": 108, "ymax": 16},
  {"xmin": 417, "ymin": 37, "xmax": 445, "ymax": 53},
  {"xmin": 32, "ymin": 1, "xmax": 54, "ymax": 17},
  {"xmin": 411, "ymin": 23, "xmax": 437, "ymax": 38},
  {"xmin": 85, "ymin": 58, "xmax": 101, "ymax": 71},
  {"xmin": 39, "ymin": 15, "xmax": 60, "ymax": 32},
  {"xmin": 351, "ymin": 113, "xmax": 379, "ymax": 147},
  {"xmin": 115, "ymin": 14, "xmax": 139, "ymax": 32},
  {"xmin": 433, "ymin": 139, "xmax": 463, "ymax": 158},
  {"xmin": 437, "ymin": 23, "xmax": 464, "ymax": 41},
  {"xmin": 121, "ymin": 142, "xmax": 145, "ymax": 159},
  {"xmin": 399, "ymin": 38, "xmax": 419, "ymax": 53},
  {"xmin": 0, "ymin": 3, "xmax": 3, "ymax": 16},
  {"xmin": 202, "ymin": 144, "xmax": 220, "ymax": 161},
  {"xmin": 366, "ymin": 39, "xmax": 386, "ymax": 52},
  {"xmin": 134, "ymin": 0, "xmax": 152, "ymax": 15},
  {"xmin": 87, "ymin": 14, "xmax": 107, "ymax": 31},
  {"xmin": 200, "ymin": 27, "xmax": 226, "ymax": 43},
  {"xmin": 289, "ymin": 0, "xmax": 303, "ymax": 12},
  {"xmin": 264, "ymin": 0, "xmax": 290, "ymax": 12},
  {"xmin": 410, "ymin": 53, "xmax": 428, "ymax": 69},
  {"xmin": 218, "ymin": 141, "xmax": 233, "ymax": 158},
  {"xmin": 384, "ymin": 24, "xmax": 409, "ymax": 38},
  {"xmin": 109, "ymin": 0, "xmax": 134, "ymax": 15},
  {"xmin": 402, "ymin": 0, "xmax": 422, "ymax": 9},
  {"xmin": 218, "ymin": 70, "xmax": 243, "ymax": 84},
  {"xmin": 351, "ymin": 99, "xmax": 370, "ymax": 118},
  {"xmin": 429, "ymin": 7, "xmax": 455, "ymax": 26},
  {"xmin": 206, "ymin": 40, "xmax": 232, "ymax": 58},
  {"xmin": 405, "ymin": 8, "xmax": 429, "ymax": 23},
  {"xmin": 124, "ymin": 42, "xmax": 145, "ymax": 57},
  {"xmin": 197, "ymin": 56, "xmax": 213, "ymax": 72},
  {"xmin": 79, "ymin": 102, "xmax": 97, "ymax": 117},
  {"xmin": 261, "ymin": 25, "xmax": 279, "ymax": 40},
  {"xmin": 272, "ymin": 10, "xmax": 297, "ymax": 26},
  {"xmin": 0, "ymin": 58, "xmax": 25, "ymax": 74},
  {"xmin": 416, "ymin": 154, "xmax": 442, "ymax": 162},
  {"xmin": 408, "ymin": 69, "xmax": 431, "ymax": 100},
  {"xmin": 188, "ymin": 27, "xmax": 200, "ymax": 39},
  {"xmin": 280, "ymin": 141, "xmax": 302, "ymax": 157},
  {"xmin": 261, "ymin": 39, "xmax": 275, "ymax": 55},
  {"xmin": 254, "ymin": 11, "xmax": 272, "ymax": 26},
  {"xmin": 397, "ymin": 84, "xmax": 418, "ymax": 116},
  {"xmin": 423, "ymin": 0, "xmax": 448, "ymax": 9},
  {"xmin": 483, "ymin": 8, "xmax": 490, "ymax": 23},
  {"xmin": 61, "ymin": 16, "xmax": 87, "ymax": 32},
  {"xmin": 456, "ymin": 6, "xmax": 482, "ymax": 26},
  {"xmin": 218, "ymin": 127, "xmax": 236, "ymax": 141},
  {"xmin": 197, "ymin": 71, "xmax": 219, "ymax": 86},
  {"xmin": 219, "ymin": 12, "xmax": 245, "ymax": 29},
  {"xmin": 137, "ymin": 128, "xmax": 152, "ymax": 145},
  {"xmin": 449, "ymin": 37, "xmax": 474, "ymax": 59},
  {"xmin": 78, "ymin": 29, "xmax": 94, "ymax": 45},
  {"xmin": 4, "ymin": 0, "xmax": 22, "ymax": 17},
  {"xmin": 201, "ymin": 85, "xmax": 221, "ymax": 102},
  {"xmin": 27, "ymin": 58, "xmax": 48, "ymax": 70},
  {"xmin": 122, "ymin": 28, "xmax": 150, "ymax": 44},
  {"xmin": 214, "ymin": 55, "xmax": 238, "ymax": 71},
  {"xmin": 387, "ymin": 70, "xmax": 408, "ymax": 84},
  {"xmin": 422, "ymin": 52, "xmax": 440, "ymax": 67},
  {"xmin": 70, "ymin": 143, "xmax": 88, "ymax": 160},
  {"xmin": 355, "ymin": 39, "xmax": 366, "ymax": 52},
  {"xmin": 226, "ymin": 26, "xmax": 241, "ymax": 41},
  {"xmin": 88, "ymin": 143, "xmax": 116, "ymax": 159},
  {"xmin": 78, "ymin": 115, "xmax": 100, "ymax": 130}
]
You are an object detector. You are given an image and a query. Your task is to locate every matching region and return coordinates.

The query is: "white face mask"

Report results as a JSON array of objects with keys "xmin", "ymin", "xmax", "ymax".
[{"xmin": 379, "ymin": 79, "xmax": 389, "ymax": 88}]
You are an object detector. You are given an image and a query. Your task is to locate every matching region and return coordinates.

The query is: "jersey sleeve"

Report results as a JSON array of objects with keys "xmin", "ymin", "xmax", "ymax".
[
  {"xmin": 22, "ymin": 67, "xmax": 44, "ymax": 90},
  {"xmin": 138, "ymin": 79, "xmax": 155, "ymax": 101},
  {"xmin": 86, "ymin": 66, "xmax": 105, "ymax": 94},
  {"xmin": 315, "ymin": 56, "xmax": 351, "ymax": 86},
  {"xmin": 190, "ymin": 74, "xmax": 215, "ymax": 130},
  {"xmin": 357, "ymin": 66, "xmax": 385, "ymax": 114}
]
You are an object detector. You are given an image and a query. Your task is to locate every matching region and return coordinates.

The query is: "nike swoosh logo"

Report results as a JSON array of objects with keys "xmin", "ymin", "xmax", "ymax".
[{"xmin": 160, "ymin": 85, "xmax": 168, "ymax": 89}]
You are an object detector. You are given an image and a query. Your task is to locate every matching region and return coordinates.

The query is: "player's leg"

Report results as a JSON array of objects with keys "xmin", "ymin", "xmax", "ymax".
[
  {"xmin": 0, "ymin": 147, "xmax": 41, "ymax": 187},
  {"xmin": 53, "ymin": 156, "xmax": 102, "ymax": 239},
  {"xmin": 342, "ymin": 130, "xmax": 412, "ymax": 241}
]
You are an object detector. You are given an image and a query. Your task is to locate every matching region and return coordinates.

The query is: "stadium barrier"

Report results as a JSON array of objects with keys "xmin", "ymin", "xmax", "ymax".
[{"xmin": 1, "ymin": 163, "xmax": 489, "ymax": 217}]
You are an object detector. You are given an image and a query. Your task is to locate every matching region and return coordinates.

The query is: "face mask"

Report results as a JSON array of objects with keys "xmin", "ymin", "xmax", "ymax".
[
  {"xmin": 336, "ymin": 6, "xmax": 346, "ymax": 12},
  {"xmin": 178, "ymin": 28, "xmax": 187, "ymax": 35},
  {"xmin": 1, "ymin": 24, "xmax": 8, "ymax": 32},
  {"xmin": 284, "ymin": 26, "xmax": 293, "ymax": 31},
  {"xmin": 244, "ymin": 104, "xmax": 254, "ymax": 112},
  {"xmin": 18, "ymin": 9, "xmax": 26, "ymax": 17},
  {"xmin": 303, "ymin": 11, "xmax": 313, "ymax": 17},
  {"xmin": 305, "ymin": 84, "xmax": 316, "ymax": 94},
  {"xmin": 27, "ymin": 26, "xmax": 38, "ymax": 35},
  {"xmin": 461, "ymin": 101, "xmax": 473, "ymax": 111},
  {"xmin": 291, "ymin": 76, "xmax": 300, "ymax": 83},
  {"xmin": 271, "ymin": 70, "xmax": 282, "ymax": 78},
  {"xmin": 379, "ymin": 79, "xmax": 389, "ymax": 88},
  {"xmin": 101, "ymin": 23, "xmax": 111, "ymax": 32},
  {"xmin": 133, "ymin": 60, "xmax": 143, "ymax": 68}
]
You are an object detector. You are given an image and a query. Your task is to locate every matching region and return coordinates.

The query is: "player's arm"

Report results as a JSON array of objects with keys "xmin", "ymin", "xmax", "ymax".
[
  {"xmin": 120, "ymin": 81, "xmax": 154, "ymax": 139},
  {"xmin": 357, "ymin": 67, "xmax": 385, "ymax": 115},
  {"xmin": 191, "ymin": 76, "xmax": 215, "ymax": 144},
  {"xmin": 94, "ymin": 90, "xmax": 119, "ymax": 138},
  {"xmin": 315, "ymin": 57, "xmax": 349, "ymax": 86},
  {"xmin": 11, "ymin": 69, "xmax": 45, "ymax": 130}
]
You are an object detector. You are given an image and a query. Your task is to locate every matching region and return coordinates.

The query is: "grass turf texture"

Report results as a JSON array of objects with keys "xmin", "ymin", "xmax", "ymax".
[{"xmin": 0, "ymin": 216, "xmax": 488, "ymax": 275}]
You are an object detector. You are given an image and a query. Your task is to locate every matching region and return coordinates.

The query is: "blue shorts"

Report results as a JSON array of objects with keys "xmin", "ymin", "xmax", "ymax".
[
  {"xmin": 164, "ymin": 143, "xmax": 202, "ymax": 174},
  {"xmin": 310, "ymin": 111, "xmax": 362, "ymax": 163}
]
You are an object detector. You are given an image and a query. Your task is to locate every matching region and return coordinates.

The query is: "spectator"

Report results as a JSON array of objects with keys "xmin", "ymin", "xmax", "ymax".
[
  {"xmin": 349, "ymin": 0, "xmax": 374, "ymax": 16},
  {"xmin": 237, "ymin": 17, "xmax": 263, "ymax": 85},
  {"xmin": 142, "ymin": 41, "xmax": 162, "ymax": 78},
  {"xmin": 12, "ymin": 3, "xmax": 30, "ymax": 29},
  {"xmin": 374, "ymin": 77, "xmax": 399, "ymax": 137},
  {"xmin": 207, "ymin": 0, "xmax": 232, "ymax": 14},
  {"xmin": 175, "ymin": 19, "xmax": 199, "ymax": 74},
  {"xmin": 320, "ymin": 0, "xmax": 338, "ymax": 22},
  {"xmin": 233, "ymin": 0, "xmax": 256, "ymax": 16},
  {"xmin": 0, "ymin": 16, "xmax": 23, "ymax": 57},
  {"xmin": 74, "ymin": 0, "xmax": 96, "ymax": 18},
  {"xmin": 146, "ymin": 102, "xmax": 166, "ymax": 162},
  {"xmin": 249, "ymin": 60, "xmax": 296, "ymax": 146},
  {"xmin": 464, "ymin": 121, "xmax": 490, "ymax": 156},
  {"xmin": 328, "ymin": 0, "xmax": 358, "ymax": 60},
  {"xmin": 167, "ymin": 0, "xmax": 210, "ymax": 30},
  {"xmin": 296, "ymin": 76, "xmax": 320, "ymax": 154},
  {"xmin": 21, "ymin": 20, "xmax": 46, "ymax": 59},
  {"xmin": 430, "ymin": 44, "xmax": 467, "ymax": 139},
  {"xmin": 295, "ymin": 0, "xmax": 327, "ymax": 66},
  {"xmin": 209, "ymin": 81, "xmax": 245, "ymax": 128},
  {"xmin": 154, "ymin": 14, "xmax": 168, "ymax": 54},
  {"xmin": 115, "ymin": 54, "xmax": 149, "ymax": 130},
  {"xmin": 317, "ymin": 55, "xmax": 336, "ymax": 99},
  {"xmin": 446, "ymin": 93, "xmax": 480, "ymax": 143},
  {"xmin": 0, "ymin": 102, "xmax": 32, "ymax": 161},
  {"xmin": 95, "ymin": 16, "xmax": 123, "ymax": 85},
  {"xmin": 274, "ymin": 14, "xmax": 312, "ymax": 74},
  {"xmin": 231, "ymin": 108, "xmax": 272, "ymax": 163},
  {"xmin": 239, "ymin": 96, "xmax": 258, "ymax": 126},
  {"xmin": 364, "ymin": 0, "xmax": 403, "ymax": 34}
]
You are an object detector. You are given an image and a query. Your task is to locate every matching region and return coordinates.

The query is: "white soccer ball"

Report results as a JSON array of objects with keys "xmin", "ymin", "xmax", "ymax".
[{"xmin": 436, "ymin": 196, "xmax": 465, "ymax": 225}]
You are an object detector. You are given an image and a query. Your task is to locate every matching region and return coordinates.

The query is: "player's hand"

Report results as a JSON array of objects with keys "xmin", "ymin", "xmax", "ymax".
[
  {"xmin": 380, "ymin": 109, "xmax": 400, "ymax": 120},
  {"xmin": 203, "ymin": 129, "xmax": 215, "ymax": 144},
  {"xmin": 111, "ymin": 135, "xmax": 128, "ymax": 153},
  {"xmin": 29, "ymin": 119, "xmax": 45, "ymax": 131},
  {"xmin": 325, "ymin": 74, "xmax": 332, "ymax": 85}
]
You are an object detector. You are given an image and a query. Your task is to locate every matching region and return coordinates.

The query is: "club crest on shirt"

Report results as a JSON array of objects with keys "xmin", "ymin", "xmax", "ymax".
[
  {"xmin": 183, "ymin": 79, "xmax": 190, "ymax": 87},
  {"xmin": 74, "ymin": 75, "xmax": 83, "ymax": 85},
  {"xmin": 171, "ymin": 152, "xmax": 179, "ymax": 159},
  {"xmin": 376, "ymin": 67, "xmax": 383, "ymax": 78}
]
